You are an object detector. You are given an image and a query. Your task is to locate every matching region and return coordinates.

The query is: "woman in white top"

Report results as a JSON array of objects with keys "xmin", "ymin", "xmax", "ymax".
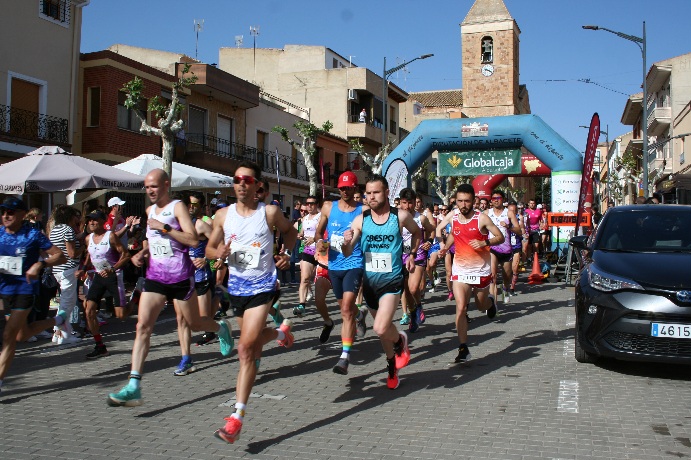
[{"xmin": 294, "ymin": 196, "xmax": 321, "ymax": 317}]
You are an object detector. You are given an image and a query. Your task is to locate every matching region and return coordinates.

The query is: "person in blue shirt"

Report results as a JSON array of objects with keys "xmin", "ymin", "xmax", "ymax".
[
  {"xmin": 0, "ymin": 197, "xmax": 67, "ymax": 394},
  {"xmin": 341, "ymin": 175, "xmax": 421, "ymax": 390}
]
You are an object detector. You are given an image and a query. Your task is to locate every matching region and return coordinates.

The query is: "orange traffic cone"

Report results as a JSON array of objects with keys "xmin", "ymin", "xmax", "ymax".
[{"xmin": 528, "ymin": 253, "xmax": 544, "ymax": 285}]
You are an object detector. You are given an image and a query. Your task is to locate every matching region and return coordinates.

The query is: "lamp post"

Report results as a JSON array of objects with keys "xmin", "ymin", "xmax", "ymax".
[
  {"xmin": 382, "ymin": 54, "xmax": 433, "ymax": 148},
  {"xmin": 583, "ymin": 22, "xmax": 647, "ymax": 197}
]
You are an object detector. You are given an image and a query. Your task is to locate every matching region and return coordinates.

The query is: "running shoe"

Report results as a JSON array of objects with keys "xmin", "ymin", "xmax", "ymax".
[
  {"xmin": 216, "ymin": 318, "xmax": 235, "ymax": 357},
  {"xmin": 306, "ymin": 285, "xmax": 314, "ymax": 303},
  {"xmin": 86, "ymin": 344, "xmax": 109, "ymax": 360},
  {"xmin": 428, "ymin": 283, "xmax": 436, "ymax": 293},
  {"xmin": 447, "ymin": 291, "xmax": 454, "ymax": 301},
  {"xmin": 386, "ymin": 357, "xmax": 399, "ymax": 390},
  {"xmin": 51, "ymin": 330, "xmax": 60, "ymax": 343},
  {"xmin": 36, "ymin": 330, "xmax": 53, "ymax": 339},
  {"xmin": 107, "ymin": 386, "xmax": 143, "ymax": 407},
  {"xmin": 415, "ymin": 305, "xmax": 426, "ymax": 325},
  {"xmin": 333, "ymin": 357, "xmax": 349, "ymax": 375},
  {"xmin": 510, "ymin": 289, "xmax": 517, "ymax": 296},
  {"xmin": 196, "ymin": 332, "xmax": 217, "ymax": 346},
  {"xmin": 408, "ymin": 311, "xmax": 419, "ymax": 333},
  {"xmin": 399, "ymin": 313, "xmax": 410, "ymax": 325},
  {"xmin": 455, "ymin": 345, "xmax": 472, "ymax": 363},
  {"xmin": 26, "ymin": 335, "xmax": 38, "ymax": 343},
  {"xmin": 433, "ymin": 276, "xmax": 441, "ymax": 287},
  {"xmin": 173, "ymin": 359, "xmax": 197, "ymax": 376},
  {"xmin": 355, "ymin": 305, "xmax": 368, "ymax": 338},
  {"xmin": 270, "ymin": 301, "xmax": 284, "ymax": 327},
  {"xmin": 319, "ymin": 322, "xmax": 335, "ymax": 344},
  {"xmin": 276, "ymin": 319, "xmax": 294, "ymax": 348},
  {"xmin": 292, "ymin": 304, "xmax": 306, "ymax": 318},
  {"xmin": 214, "ymin": 416, "xmax": 242, "ymax": 444},
  {"xmin": 486, "ymin": 296, "xmax": 498, "ymax": 320},
  {"xmin": 393, "ymin": 331, "xmax": 410, "ymax": 370},
  {"xmin": 57, "ymin": 333, "xmax": 81, "ymax": 345}
]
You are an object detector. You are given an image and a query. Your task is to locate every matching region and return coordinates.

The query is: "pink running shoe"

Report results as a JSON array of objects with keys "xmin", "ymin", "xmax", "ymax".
[
  {"xmin": 277, "ymin": 319, "xmax": 294, "ymax": 348},
  {"xmin": 394, "ymin": 331, "xmax": 410, "ymax": 370},
  {"xmin": 214, "ymin": 416, "xmax": 242, "ymax": 444}
]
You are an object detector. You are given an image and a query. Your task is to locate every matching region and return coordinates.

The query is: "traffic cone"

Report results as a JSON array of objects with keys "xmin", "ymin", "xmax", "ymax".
[{"xmin": 528, "ymin": 253, "xmax": 544, "ymax": 285}]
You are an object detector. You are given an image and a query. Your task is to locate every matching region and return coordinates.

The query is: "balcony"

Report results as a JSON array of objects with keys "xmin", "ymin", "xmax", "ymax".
[
  {"xmin": 647, "ymin": 106, "xmax": 672, "ymax": 137},
  {"xmin": 185, "ymin": 133, "xmax": 309, "ymax": 182},
  {"xmin": 650, "ymin": 158, "xmax": 672, "ymax": 179},
  {"xmin": 0, "ymin": 104, "xmax": 69, "ymax": 147},
  {"xmin": 347, "ymin": 114, "xmax": 384, "ymax": 145}
]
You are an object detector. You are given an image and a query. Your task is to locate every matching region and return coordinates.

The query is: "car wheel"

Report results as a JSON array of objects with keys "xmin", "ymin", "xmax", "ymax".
[{"xmin": 575, "ymin": 323, "xmax": 598, "ymax": 364}]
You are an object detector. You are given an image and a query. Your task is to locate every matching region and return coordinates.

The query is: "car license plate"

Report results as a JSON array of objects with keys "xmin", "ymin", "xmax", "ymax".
[{"xmin": 651, "ymin": 323, "xmax": 691, "ymax": 339}]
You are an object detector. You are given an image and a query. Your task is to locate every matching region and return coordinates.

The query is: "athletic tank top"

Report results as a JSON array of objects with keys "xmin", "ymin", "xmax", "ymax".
[
  {"xmin": 224, "ymin": 203, "xmax": 276, "ymax": 296},
  {"xmin": 487, "ymin": 208, "xmax": 512, "ymax": 254},
  {"xmin": 189, "ymin": 218, "xmax": 211, "ymax": 283},
  {"xmin": 301, "ymin": 212, "xmax": 321, "ymax": 256},
  {"xmin": 525, "ymin": 208, "xmax": 543, "ymax": 232},
  {"xmin": 361, "ymin": 208, "xmax": 403, "ymax": 285},
  {"xmin": 452, "ymin": 210, "xmax": 490, "ymax": 277},
  {"xmin": 327, "ymin": 200, "xmax": 363, "ymax": 271},
  {"xmin": 402, "ymin": 211, "xmax": 426, "ymax": 262},
  {"xmin": 146, "ymin": 200, "xmax": 194, "ymax": 284},
  {"xmin": 88, "ymin": 231, "xmax": 120, "ymax": 272}
]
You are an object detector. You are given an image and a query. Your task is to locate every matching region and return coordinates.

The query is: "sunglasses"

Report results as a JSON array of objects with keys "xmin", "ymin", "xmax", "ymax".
[
  {"xmin": 491, "ymin": 196, "xmax": 503, "ymax": 201},
  {"xmin": 256, "ymin": 187, "xmax": 265, "ymax": 194},
  {"xmin": 189, "ymin": 201, "xmax": 201, "ymax": 207},
  {"xmin": 234, "ymin": 175, "xmax": 257, "ymax": 185},
  {"xmin": 1, "ymin": 209, "xmax": 16, "ymax": 216}
]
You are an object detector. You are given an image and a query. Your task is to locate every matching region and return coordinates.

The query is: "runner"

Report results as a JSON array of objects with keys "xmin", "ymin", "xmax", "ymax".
[
  {"xmin": 312, "ymin": 171, "xmax": 368, "ymax": 375},
  {"xmin": 207, "ymin": 160, "xmax": 297, "ymax": 444},
  {"xmin": 439, "ymin": 184, "xmax": 504, "ymax": 363},
  {"xmin": 294, "ymin": 196, "xmax": 320, "ymax": 317},
  {"xmin": 524, "ymin": 199, "xmax": 543, "ymax": 260},
  {"xmin": 0, "ymin": 197, "xmax": 67, "ymax": 394},
  {"xmin": 173, "ymin": 192, "xmax": 215, "ymax": 377},
  {"xmin": 426, "ymin": 204, "xmax": 445, "ymax": 295},
  {"xmin": 506, "ymin": 201, "xmax": 525, "ymax": 295},
  {"xmin": 341, "ymin": 175, "xmax": 417, "ymax": 389},
  {"xmin": 82, "ymin": 210, "xmax": 131, "ymax": 359},
  {"xmin": 485, "ymin": 190, "xmax": 520, "ymax": 304},
  {"xmin": 398, "ymin": 188, "xmax": 435, "ymax": 333},
  {"xmin": 107, "ymin": 168, "xmax": 234, "ymax": 407}
]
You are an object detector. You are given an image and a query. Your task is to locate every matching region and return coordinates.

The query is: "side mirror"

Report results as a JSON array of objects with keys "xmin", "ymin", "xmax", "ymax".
[{"xmin": 569, "ymin": 234, "xmax": 589, "ymax": 250}]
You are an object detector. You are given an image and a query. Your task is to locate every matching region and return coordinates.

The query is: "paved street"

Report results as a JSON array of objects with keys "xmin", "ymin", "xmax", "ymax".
[{"xmin": 2, "ymin": 274, "xmax": 691, "ymax": 459}]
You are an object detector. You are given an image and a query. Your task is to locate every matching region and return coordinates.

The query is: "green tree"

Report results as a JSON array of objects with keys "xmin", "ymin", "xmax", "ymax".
[
  {"xmin": 121, "ymin": 64, "xmax": 197, "ymax": 178},
  {"xmin": 273, "ymin": 120, "xmax": 333, "ymax": 196}
]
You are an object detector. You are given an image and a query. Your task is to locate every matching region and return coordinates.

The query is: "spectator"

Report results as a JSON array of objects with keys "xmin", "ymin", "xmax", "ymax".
[
  {"xmin": 24, "ymin": 208, "xmax": 44, "ymax": 232},
  {"xmin": 359, "ymin": 108, "xmax": 367, "ymax": 123}
]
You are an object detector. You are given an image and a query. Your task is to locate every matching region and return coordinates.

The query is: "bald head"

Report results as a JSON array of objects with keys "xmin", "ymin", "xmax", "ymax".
[{"xmin": 144, "ymin": 168, "xmax": 171, "ymax": 205}]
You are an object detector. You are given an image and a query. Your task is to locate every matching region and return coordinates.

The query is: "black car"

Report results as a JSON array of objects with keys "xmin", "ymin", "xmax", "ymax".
[{"xmin": 571, "ymin": 205, "xmax": 691, "ymax": 364}]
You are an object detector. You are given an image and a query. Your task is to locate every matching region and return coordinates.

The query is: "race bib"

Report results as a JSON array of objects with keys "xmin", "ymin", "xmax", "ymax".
[
  {"xmin": 150, "ymin": 239, "xmax": 173, "ymax": 259},
  {"xmin": 403, "ymin": 243, "xmax": 411, "ymax": 253},
  {"xmin": 330, "ymin": 234, "xmax": 344, "ymax": 254},
  {"xmin": 452, "ymin": 274, "xmax": 480, "ymax": 285},
  {"xmin": 229, "ymin": 244, "xmax": 261, "ymax": 269},
  {"xmin": 0, "ymin": 255, "xmax": 22, "ymax": 276},
  {"xmin": 365, "ymin": 252, "xmax": 392, "ymax": 273},
  {"xmin": 92, "ymin": 259, "xmax": 112, "ymax": 272}
]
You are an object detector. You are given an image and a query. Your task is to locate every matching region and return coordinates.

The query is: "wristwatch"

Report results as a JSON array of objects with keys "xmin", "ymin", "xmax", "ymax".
[{"xmin": 162, "ymin": 224, "xmax": 172, "ymax": 233}]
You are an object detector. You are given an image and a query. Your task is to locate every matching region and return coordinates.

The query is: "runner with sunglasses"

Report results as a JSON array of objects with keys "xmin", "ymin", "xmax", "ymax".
[{"xmin": 294, "ymin": 196, "xmax": 320, "ymax": 317}]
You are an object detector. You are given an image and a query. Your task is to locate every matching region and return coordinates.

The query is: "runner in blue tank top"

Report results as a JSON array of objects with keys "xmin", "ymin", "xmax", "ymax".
[
  {"xmin": 341, "ymin": 175, "xmax": 422, "ymax": 390},
  {"xmin": 312, "ymin": 171, "xmax": 368, "ymax": 376}
]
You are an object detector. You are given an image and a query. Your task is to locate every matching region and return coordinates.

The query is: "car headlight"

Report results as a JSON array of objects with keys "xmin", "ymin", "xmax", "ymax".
[{"xmin": 588, "ymin": 265, "xmax": 644, "ymax": 292}]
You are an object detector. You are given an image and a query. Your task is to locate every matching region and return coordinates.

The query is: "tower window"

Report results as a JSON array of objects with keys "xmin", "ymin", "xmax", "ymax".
[{"xmin": 481, "ymin": 36, "xmax": 493, "ymax": 63}]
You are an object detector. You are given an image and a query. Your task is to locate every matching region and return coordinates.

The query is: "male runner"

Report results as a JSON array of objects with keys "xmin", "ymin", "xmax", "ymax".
[
  {"xmin": 172, "ymin": 192, "xmax": 215, "ymax": 376},
  {"xmin": 439, "ymin": 184, "xmax": 504, "ymax": 363},
  {"xmin": 312, "ymin": 171, "xmax": 368, "ymax": 375},
  {"xmin": 506, "ymin": 201, "xmax": 524, "ymax": 295},
  {"xmin": 398, "ymin": 188, "xmax": 435, "ymax": 333},
  {"xmin": 207, "ymin": 160, "xmax": 297, "ymax": 444},
  {"xmin": 341, "ymin": 175, "xmax": 418, "ymax": 389},
  {"xmin": 0, "ymin": 197, "xmax": 67, "ymax": 393},
  {"xmin": 524, "ymin": 199, "xmax": 543, "ymax": 259},
  {"xmin": 82, "ymin": 210, "xmax": 130, "ymax": 359},
  {"xmin": 107, "ymin": 169, "xmax": 233, "ymax": 407},
  {"xmin": 485, "ymin": 190, "xmax": 520, "ymax": 303}
]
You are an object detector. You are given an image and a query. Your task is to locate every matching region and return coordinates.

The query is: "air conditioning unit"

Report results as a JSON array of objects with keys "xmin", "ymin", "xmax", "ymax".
[{"xmin": 347, "ymin": 89, "xmax": 358, "ymax": 102}]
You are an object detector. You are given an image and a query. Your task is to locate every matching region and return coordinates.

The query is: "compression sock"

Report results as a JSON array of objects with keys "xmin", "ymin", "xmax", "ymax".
[
  {"xmin": 340, "ymin": 338, "xmax": 352, "ymax": 360},
  {"xmin": 93, "ymin": 333, "xmax": 103, "ymax": 346}
]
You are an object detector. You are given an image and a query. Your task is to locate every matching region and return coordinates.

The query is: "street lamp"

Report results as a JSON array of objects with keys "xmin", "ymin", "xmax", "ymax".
[
  {"xmin": 582, "ymin": 23, "xmax": 647, "ymax": 197},
  {"xmin": 382, "ymin": 54, "xmax": 434, "ymax": 147}
]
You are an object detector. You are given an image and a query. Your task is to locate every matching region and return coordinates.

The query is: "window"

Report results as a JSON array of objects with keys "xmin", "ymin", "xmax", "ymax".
[
  {"xmin": 117, "ymin": 91, "xmax": 146, "ymax": 132},
  {"xmin": 481, "ymin": 36, "xmax": 493, "ymax": 63},
  {"xmin": 39, "ymin": 0, "xmax": 70, "ymax": 26},
  {"xmin": 87, "ymin": 87, "xmax": 100, "ymax": 127}
]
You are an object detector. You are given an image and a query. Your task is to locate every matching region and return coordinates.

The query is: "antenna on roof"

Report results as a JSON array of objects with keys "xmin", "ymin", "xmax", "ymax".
[
  {"xmin": 235, "ymin": 35, "xmax": 244, "ymax": 48},
  {"xmin": 193, "ymin": 19, "xmax": 204, "ymax": 60},
  {"xmin": 250, "ymin": 25, "xmax": 260, "ymax": 81}
]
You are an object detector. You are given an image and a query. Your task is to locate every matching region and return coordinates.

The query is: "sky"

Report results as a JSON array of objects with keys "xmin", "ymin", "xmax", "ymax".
[{"xmin": 81, "ymin": 0, "xmax": 691, "ymax": 154}]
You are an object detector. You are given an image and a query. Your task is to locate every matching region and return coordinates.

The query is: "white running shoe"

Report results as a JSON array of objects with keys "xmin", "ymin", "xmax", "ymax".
[
  {"xmin": 306, "ymin": 285, "xmax": 314, "ymax": 303},
  {"xmin": 57, "ymin": 334, "xmax": 82, "ymax": 345}
]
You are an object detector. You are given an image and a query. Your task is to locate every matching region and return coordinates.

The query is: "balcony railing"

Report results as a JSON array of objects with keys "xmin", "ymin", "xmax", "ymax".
[
  {"xmin": 186, "ymin": 133, "xmax": 309, "ymax": 181},
  {"xmin": 0, "ymin": 103, "xmax": 69, "ymax": 146},
  {"xmin": 647, "ymin": 105, "xmax": 672, "ymax": 137}
]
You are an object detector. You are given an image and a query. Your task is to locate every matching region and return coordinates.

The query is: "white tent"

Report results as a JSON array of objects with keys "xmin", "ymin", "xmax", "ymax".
[{"xmin": 114, "ymin": 154, "xmax": 233, "ymax": 190}]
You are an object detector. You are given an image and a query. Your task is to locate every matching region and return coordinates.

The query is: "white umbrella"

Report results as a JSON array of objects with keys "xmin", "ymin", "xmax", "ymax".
[
  {"xmin": 0, "ymin": 146, "xmax": 145, "ymax": 194},
  {"xmin": 114, "ymin": 154, "xmax": 233, "ymax": 190}
]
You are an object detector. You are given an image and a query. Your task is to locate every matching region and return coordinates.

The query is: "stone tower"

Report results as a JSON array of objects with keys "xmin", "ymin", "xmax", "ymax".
[{"xmin": 461, "ymin": 0, "xmax": 521, "ymax": 117}]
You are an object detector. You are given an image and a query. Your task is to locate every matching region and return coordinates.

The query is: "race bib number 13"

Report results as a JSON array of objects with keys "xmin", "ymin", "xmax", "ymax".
[{"xmin": 365, "ymin": 252, "xmax": 392, "ymax": 273}]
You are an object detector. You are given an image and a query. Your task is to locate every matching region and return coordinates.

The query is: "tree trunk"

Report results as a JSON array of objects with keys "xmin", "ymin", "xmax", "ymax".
[{"xmin": 300, "ymin": 146, "xmax": 318, "ymax": 196}]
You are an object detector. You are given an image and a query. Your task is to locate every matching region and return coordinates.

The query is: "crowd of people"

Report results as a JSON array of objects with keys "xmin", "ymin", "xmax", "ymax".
[{"xmin": 0, "ymin": 161, "xmax": 602, "ymax": 444}]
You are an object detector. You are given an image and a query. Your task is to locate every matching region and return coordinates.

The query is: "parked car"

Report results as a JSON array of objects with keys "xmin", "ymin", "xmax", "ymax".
[{"xmin": 571, "ymin": 205, "xmax": 691, "ymax": 364}]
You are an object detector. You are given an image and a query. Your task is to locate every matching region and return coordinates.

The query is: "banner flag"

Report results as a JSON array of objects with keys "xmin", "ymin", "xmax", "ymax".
[{"xmin": 575, "ymin": 113, "xmax": 600, "ymax": 235}]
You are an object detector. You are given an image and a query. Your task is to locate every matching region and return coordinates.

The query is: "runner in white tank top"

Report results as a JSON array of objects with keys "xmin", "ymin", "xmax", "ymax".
[
  {"xmin": 107, "ymin": 168, "xmax": 231, "ymax": 409},
  {"xmin": 485, "ymin": 190, "xmax": 521, "ymax": 304},
  {"xmin": 295, "ymin": 196, "xmax": 321, "ymax": 315},
  {"xmin": 205, "ymin": 161, "xmax": 298, "ymax": 444}
]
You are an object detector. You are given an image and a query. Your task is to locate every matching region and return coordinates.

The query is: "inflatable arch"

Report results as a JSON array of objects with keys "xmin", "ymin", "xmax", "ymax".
[{"xmin": 383, "ymin": 114, "xmax": 584, "ymax": 222}]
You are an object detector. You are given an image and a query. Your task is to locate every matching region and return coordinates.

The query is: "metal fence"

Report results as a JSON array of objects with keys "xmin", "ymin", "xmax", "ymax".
[{"xmin": 0, "ymin": 104, "xmax": 69, "ymax": 146}]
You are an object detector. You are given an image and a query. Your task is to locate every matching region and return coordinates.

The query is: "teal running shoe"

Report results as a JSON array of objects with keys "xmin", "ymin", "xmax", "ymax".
[{"xmin": 217, "ymin": 318, "xmax": 235, "ymax": 357}]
